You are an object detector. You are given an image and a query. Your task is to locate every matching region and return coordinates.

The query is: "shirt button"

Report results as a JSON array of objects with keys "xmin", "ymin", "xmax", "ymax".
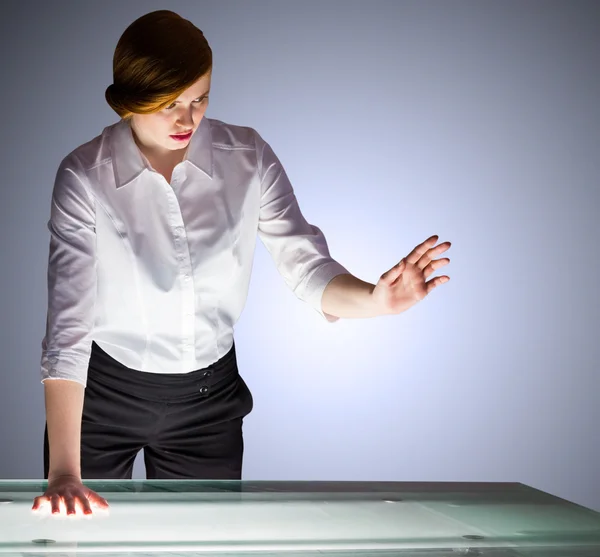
[
  {"xmin": 48, "ymin": 356, "xmax": 58, "ymax": 364},
  {"xmin": 203, "ymin": 370, "xmax": 212, "ymax": 378},
  {"xmin": 199, "ymin": 386, "xmax": 209, "ymax": 395}
]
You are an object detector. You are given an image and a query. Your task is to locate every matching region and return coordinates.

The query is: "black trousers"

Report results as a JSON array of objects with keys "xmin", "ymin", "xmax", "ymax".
[{"xmin": 44, "ymin": 340, "xmax": 253, "ymax": 480}]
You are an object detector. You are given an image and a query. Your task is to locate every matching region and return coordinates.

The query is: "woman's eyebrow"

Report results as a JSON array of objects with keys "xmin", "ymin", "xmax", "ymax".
[{"xmin": 173, "ymin": 91, "xmax": 210, "ymax": 103}]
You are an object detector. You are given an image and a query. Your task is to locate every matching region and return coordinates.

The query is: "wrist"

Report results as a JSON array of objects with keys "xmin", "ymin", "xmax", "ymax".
[
  {"xmin": 48, "ymin": 470, "xmax": 81, "ymax": 483},
  {"xmin": 322, "ymin": 273, "xmax": 381, "ymax": 319}
]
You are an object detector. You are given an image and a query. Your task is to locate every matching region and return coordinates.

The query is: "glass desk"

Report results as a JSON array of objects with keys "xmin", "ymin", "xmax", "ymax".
[{"xmin": 1, "ymin": 480, "xmax": 599, "ymax": 556}]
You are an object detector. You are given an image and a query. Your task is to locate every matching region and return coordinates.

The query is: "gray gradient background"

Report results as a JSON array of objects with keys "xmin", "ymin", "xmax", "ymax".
[{"xmin": 0, "ymin": 0, "xmax": 598, "ymax": 511}]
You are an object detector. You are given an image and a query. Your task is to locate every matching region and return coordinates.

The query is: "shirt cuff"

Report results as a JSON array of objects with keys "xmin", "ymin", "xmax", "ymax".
[
  {"xmin": 41, "ymin": 350, "xmax": 90, "ymax": 387},
  {"xmin": 302, "ymin": 261, "xmax": 350, "ymax": 323}
]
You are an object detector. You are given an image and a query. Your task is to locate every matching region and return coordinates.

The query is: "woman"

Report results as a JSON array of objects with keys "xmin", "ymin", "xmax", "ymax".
[{"xmin": 32, "ymin": 10, "xmax": 451, "ymax": 516}]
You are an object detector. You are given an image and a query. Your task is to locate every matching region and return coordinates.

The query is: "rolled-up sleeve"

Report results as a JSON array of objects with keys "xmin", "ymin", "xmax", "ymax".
[
  {"xmin": 40, "ymin": 153, "xmax": 96, "ymax": 387},
  {"xmin": 255, "ymin": 131, "xmax": 349, "ymax": 322}
]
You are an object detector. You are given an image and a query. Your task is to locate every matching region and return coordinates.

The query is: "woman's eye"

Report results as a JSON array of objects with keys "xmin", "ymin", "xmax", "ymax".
[{"xmin": 165, "ymin": 97, "xmax": 208, "ymax": 110}]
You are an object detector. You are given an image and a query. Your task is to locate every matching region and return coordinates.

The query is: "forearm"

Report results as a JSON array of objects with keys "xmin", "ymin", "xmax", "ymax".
[
  {"xmin": 44, "ymin": 379, "xmax": 85, "ymax": 481},
  {"xmin": 321, "ymin": 273, "xmax": 384, "ymax": 319}
]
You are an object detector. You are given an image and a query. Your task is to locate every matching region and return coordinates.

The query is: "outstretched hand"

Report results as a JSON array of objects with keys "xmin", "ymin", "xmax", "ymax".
[{"xmin": 372, "ymin": 235, "xmax": 451, "ymax": 315}]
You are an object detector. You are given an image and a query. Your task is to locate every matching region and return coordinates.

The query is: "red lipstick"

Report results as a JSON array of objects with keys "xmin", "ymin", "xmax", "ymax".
[{"xmin": 170, "ymin": 130, "xmax": 193, "ymax": 142}]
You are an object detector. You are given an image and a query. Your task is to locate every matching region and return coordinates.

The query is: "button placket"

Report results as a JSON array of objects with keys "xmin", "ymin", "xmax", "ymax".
[{"xmin": 165, "ymin": 179, "xmax": 196, "ymax": 366}]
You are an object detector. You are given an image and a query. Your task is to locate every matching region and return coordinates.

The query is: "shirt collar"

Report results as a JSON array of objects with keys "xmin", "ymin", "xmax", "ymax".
[{"xmin": 110, "ymin": 116, "xmax": 213, "ymax": 189}]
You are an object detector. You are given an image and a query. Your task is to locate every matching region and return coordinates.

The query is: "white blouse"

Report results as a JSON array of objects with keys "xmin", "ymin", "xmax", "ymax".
[{"xmin": 41, "ymin": 116, "xmax": 348, "ymax": 387}]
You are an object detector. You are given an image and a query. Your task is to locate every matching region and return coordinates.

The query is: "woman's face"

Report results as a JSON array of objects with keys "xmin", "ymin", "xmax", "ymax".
[{"xmin": 129, "ymin": 71, "xmax": 212, "ymax": 154}]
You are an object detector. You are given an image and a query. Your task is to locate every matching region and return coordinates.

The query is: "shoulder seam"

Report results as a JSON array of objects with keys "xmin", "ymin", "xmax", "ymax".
[
  {"xmin": 212, "ymin": 143, "xmax": 254, "ymax": 151},
  {"xmin": 67, "ymin": 152, "xmax": 97, "ymax": 213},
  {"xmin": 87, "ymin": 157, "xmax": 112, "ymax": 171}
]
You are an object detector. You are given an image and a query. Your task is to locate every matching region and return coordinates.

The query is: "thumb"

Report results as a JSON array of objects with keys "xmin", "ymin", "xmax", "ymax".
[
  {"xmin": 89, "ymin": 492, "xmax": 110, "ymax": 508},
  {"xmin": 380, "ymin": 259, "xmax": 405, "ymax": 285}
]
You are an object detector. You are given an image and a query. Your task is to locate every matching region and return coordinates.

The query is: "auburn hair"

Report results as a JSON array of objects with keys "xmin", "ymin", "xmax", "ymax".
[{"xmin": 105, "ymin": 10, "xmax": 212, "ymax": 120}]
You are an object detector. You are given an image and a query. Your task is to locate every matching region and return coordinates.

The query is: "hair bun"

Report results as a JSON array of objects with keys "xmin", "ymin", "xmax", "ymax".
[
  {"xmin": 106, "ymin": 83, "xmax": 126, "ymax": 99},
  {"xmin": 105, "ymin": 83, "xmax": 130, "ymax": 116}
]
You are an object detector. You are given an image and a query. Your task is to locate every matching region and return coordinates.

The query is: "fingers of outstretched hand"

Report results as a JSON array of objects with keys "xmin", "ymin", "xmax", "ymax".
[
  {"xmin": 423, "ymin": 257, "xmax": 450, "ymax": 278},
  {"xmin": 406, "ymin": 235, "xmax": 439, "ymax": 264},
  {"xmin": 406, "ymin": 236, "xmax": 451, "ymax": 266},
  {"xmin": 418, "ymin": 243, "xmax": 451, "ymax": 270},
  {"xmin": 426, "ymin": 274, "xmax": 450, "ymax": 294}
]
